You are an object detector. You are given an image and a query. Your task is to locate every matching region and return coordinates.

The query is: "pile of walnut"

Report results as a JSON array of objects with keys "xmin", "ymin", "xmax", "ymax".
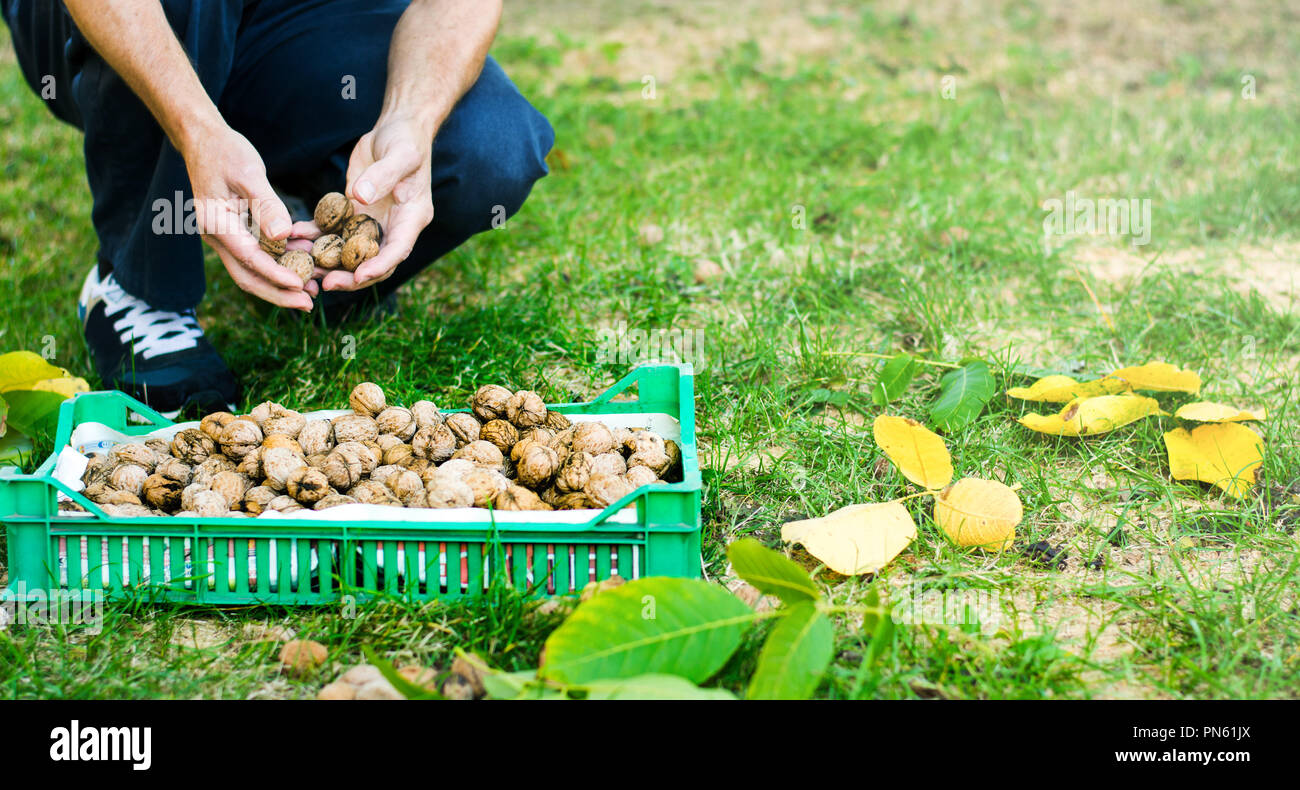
[
  {"xmin": 259, "ymin": 192, "xmax": 382, "ymax": 285},
  {"xmin": 79, "ymin": 383, "xmax": 682, "ymax": 519}
]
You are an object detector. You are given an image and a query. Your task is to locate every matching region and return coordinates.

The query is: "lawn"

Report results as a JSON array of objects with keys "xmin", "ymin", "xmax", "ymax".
[{"xmin": 2, "ymin": 0, "xmax": 1299, "ymax": 699}]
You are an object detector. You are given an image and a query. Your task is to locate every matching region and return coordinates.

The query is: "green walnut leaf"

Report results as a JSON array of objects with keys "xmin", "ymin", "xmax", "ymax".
[
  {"xmin": 727, "ymin": 538, "xmax": 819, "ymax": 603},
  {"xmin": 930, "ymin": 360, "xmax": 996, "ymax": 431},
  {"xmin": 540, "ymin": 577, "xmax": 754, "ymax": 685},
  {"xmin": 747, "ymin": 602, "xmax": 834, "ymax": 700},
  {"xmin": 871, "ymin": 353, "xmax": 919, "ymax": 406}
]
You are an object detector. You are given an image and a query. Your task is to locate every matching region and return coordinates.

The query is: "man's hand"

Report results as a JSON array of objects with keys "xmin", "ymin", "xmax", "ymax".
[
  {"xmin": 318, "ymin": 0, "xmax": 501, "ymax": 292},
  {"xmin": 319, "ymin": 115, "xmax": 435, "ymax": 293},
  {"xmin": 183, "ymin": 124, "xmax": 316, "ymax": 310}
]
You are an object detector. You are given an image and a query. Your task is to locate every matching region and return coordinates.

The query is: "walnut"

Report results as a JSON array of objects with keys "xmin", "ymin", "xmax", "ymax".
[
  {"xmin": 547, "ymin": 426, "xmax": 576, "ymax": 452},
  {"xmin": 246, "ymin": 402, "xmax": 275, "ymax": 425},
  {"xmin": 262, "ymin": 447, "xmax": 308, "ymax": 491},
  {"xmin": 241, "ymin": 485, "xmax": 277, "ymax": 515},
  {"xmin": 192, "ymin": 489, "xmax": 229, "ymax": 518},
  {"xmin": 369, "ymin": 464, "xmax": 402, "ymax": 486},
  {"xmin": 332, "ymin": 413, "xmax": 379, "ymax": 444},
  {"xmin": 314, "ymin": 493, "xmax": 359, "ymax": 510},
  {"xmin": 497, "ymin": 484, "xmax": 552, "ymax": 511},
  {"xmin": 336, "ymin": 441, "xmax": 380, "ymax": 474},
  {"xmin": 180, "ymin": 483, "xmax": 207, "ymax": 512},
  {"xmin": 664, "ymin": 439, "xmax": 682, "ymax": 479},
  {"xmin": 444, "ymin": 412, "xmax": 481, "ymax": 445},
  {"xmin": 211, "ymin": 470, "xmax": 252, "ymax": 509},
  {"xmin": 585, "ymin": 473, "xmax": 633, "ymax": 509},
  {"xmin": 505, "ymin": 390, "xmax": 548, "ymax": 429},
  {"xmin": 571, "ymin": 422, "xmax": 616, "ymax": 456},
  {"xmin": 401, "ymin": 488, "xmax": 429, "ymax": 508},
  {"xmin": 103, "ymin": 502, "xmax": 157, "ymax": 518},
  {"xmin": 554, "ymin": 491, "xmax": 592, "ymax": 510},
  {"xmin": 510, "ymin": 428, "xmax": 556, "ymax": 462},
  {"xmin": 480, "ymin": 419, "xmax": 519, "ymax": 454},
  {"xmin": 199, "ymin": 412, "xmax": 235, "ymax": 442},
  {"xmin": 236, "ymin": 446, "xmax": 263, "ymax": 478},
  {"xmin": 544, "ymin": 411, "xmax": 572, "ymax": 431},
  {"xmin": 430, "ymin": 458, "xmax": 476, "ymax": 483},
  {"xmin": 410, "ymin": 400, "xmax": 443, "ymax": 430},
  {"xmin": 192, "ymin": 455, "xmax": 236, "ymax": 486},
  {"xmin": 425, "ymin": 479, "xmax": 474, "ymax": 509},
  {"xmin": 311, "ymin": 234, "xmax": 343, "ymax": 269},
  {"xmin": 625, "ymin": 465, "xmax": 658, "ymax": 489},
  {"xmin": 306, "ymin": 453, "xmax": 328, "ymax": 468},
  {"xmin": 402, "ymin": 456, "xmax": 430, "ymax": 474},
  {"xmin": 360, "ymin": 440, "xmax": 383, "ymax": 467},
  {"xmin": 628, "ymin": 448, "xmax": 672, "ymax": 477},
  {"xmin": 321, "ymin": 446, "xmax": 366, "ymax": 490},
  {"xmin": 386, "ymin": 469, "xmax": 425, "ymax": 505},
  {"xmin": 452, "ymin": 440, "xmax": 504, "ymax": 470},
  {"xmin": 262, "ymin": 434, "xmax": 304, "ymax": 455},
  {"xmin": 340, "ymin": 234, "xmax": 379, "ymax": 272},
  {"xmin": 342, "ymin": 213, "xmax": 382, "ymax": 242},
  {"xmin": 155, "ymin": 457, "xmax": 192, "ymax": 484},
  {"xmin": 349, "ymin": 382, "xmax": 386, "ymax": 417},
  {"xmin": 470, "ymin": 384, "xmax": 512, "ymax": 422},
  {"xmin": 110, "ymin": 443, "xmax": 157, "ymax": 471},
  {"xmin": 376, "ymin": 407, "xmax": 417, "ymax": 441},
  {"xmin": 412, "ymin": 424, "xmax": 457, "ymax": 462},
  {"xmin": 268, "ymin": 495, "xmax": 304, "ymax": 513},
  {"xmin": 555, "ymin": 451, "xmax": 593, "ymax": 493},
  {"xmin": 262, "ymin": 404, "xmax": 306, "ymax": 437},
  {"xmin": 627, "ymin": 430, "xmax": 666, "ymax": 456},
  {"xmin": 87, "ymin": 486, "xmax": 141, "ymax": 507},
  {"xmin": 314, "ymin": 191, "xmax": 354, "ymax": 235},
  {"xmin": 284, "ymin": 467, "xmax": 330, "ymax": 504},
  {"xmin": 462, "ymin": 468, "xmax": 508, "ymax": 508},
  {"xmin": 383, "ymin": 443, "xmax": 414, "ymax": 467},
  {"xmin": 259, "ymin": 233, "xmax": 286, "ymax": 257},
  {"xmin": 142, "ymin": 473, "xmax": 183, "ymax": 510},
  {"xmin": 279, "ymin": 250, "xmax": 314, "ymax": 285},
  {"xmin": 145, "ymin": 437, "xmax": 171, "ymax": 458},
  {"xmin": 350, "ymin": 480, "xmax": 401, "ymax": 506},
  {"xmin": 110, "ymin": 463, "xmax": 149, "ymax": 496},
  {"xmin": 219, "ymin": 419, "xmax": 263, "ymax": 459},
  {"xmin": 81, "ymin": 453, "xmax": 114, "ymax": 486},
  {"xmin": 298, "ymin": 419, "xmax": 335, "ymax": 456},
  {"xmin": 590, "ymin": 452, "xmax": 628, "ymax": 478},
  {"xmin": 517, "ymin": 444, "xmax": 560, "ymax": 489}
]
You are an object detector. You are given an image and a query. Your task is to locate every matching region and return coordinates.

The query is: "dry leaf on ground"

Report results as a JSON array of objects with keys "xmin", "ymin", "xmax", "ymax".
[
  {"xmin": 933, "ymin": 478, "xmax": 1022, "ymax": 551},
  {"xmin": 872, "ymin": 416, "xmax": 953, "ymax": 489},
  {"xmin": 1006, "ymin": 375, "xmax": 1131, "ymax": 403},
  {"xmin": 1163, "ymin": 423, "xmax": 1264, "ymax": 499},
  {"xmin": 1019, "ymin": 394, "xmax": 1164, "ymax": 436},
  {"xmin": 1173, "ymin": 402, "xmax": 1267, "ymax": 423},
  {"xmin": 781, "ymin": 502, "xmax": 917, "ymax": 575},
  {"xmin": 1106, "ymin": 361, "xmax": 1201, "ymax": 394}
]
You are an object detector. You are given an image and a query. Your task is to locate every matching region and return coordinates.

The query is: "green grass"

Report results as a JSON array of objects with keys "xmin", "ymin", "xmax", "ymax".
[{"xmin": 3, "ymin": 1, "xmax": 1299, "ymax": 699}]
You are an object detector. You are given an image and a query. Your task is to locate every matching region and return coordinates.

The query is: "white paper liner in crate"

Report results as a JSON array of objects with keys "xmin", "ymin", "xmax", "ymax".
[{"xmin": 52, "ymin": 409, "xmax": 676, "ymax": 592}]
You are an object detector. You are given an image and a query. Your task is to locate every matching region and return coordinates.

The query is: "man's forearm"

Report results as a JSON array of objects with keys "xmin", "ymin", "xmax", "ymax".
[
  {"xmin": 63, "ymin": 0, "xmax": 224, "ymax": 158},
  {"xmin": 379, "ymin": 0, "xmax": 501, "ymax": 141}
]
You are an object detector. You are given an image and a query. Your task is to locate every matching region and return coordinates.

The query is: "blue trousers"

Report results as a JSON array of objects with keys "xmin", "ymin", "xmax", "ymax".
[{"xmin": 3, "ymin": 0, "xmax": 554, "ymax": 312}]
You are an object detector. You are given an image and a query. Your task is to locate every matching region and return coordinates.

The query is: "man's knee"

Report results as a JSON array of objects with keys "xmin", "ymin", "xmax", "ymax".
[{"xmin": 431, "ymin": 60, "xmax": 554, "ymax": 231}]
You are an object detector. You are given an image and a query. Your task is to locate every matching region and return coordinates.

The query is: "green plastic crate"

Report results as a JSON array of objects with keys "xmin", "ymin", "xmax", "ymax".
[{"xmin": 1, "ymin": 364, "xmax": 701, "ymax": 605}]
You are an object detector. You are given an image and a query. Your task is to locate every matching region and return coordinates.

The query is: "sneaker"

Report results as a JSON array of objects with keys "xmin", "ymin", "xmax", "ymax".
[{"xmin": 78, "ymin": 267, "xmax": 237, "ymax": 418}]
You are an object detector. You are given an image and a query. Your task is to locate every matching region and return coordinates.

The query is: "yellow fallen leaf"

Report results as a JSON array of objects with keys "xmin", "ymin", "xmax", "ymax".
[
  {"xmin": 28, "ymin": 377, "xmax": 90, "ymax": 397},
  {"xmin": 1006, "ymin": 375, "xmax": 1130, "ymax": 403},
  {"xmin": 1173, "ymin": 402, "xmax": 1267, "ymax": 423},
  {"xmin": 781, "ymin": 502, "xmax": 917, "ymax": 575},
  {"xmin": 933, "ymin": 478, "xmax": 1021, "ymax": 552},
  {"xmin": 871, "ymin": 415, "xmax": 953, "ymax": 490},
  {"xmin": 1163, "ymin": 423, "xmax": 1264, "ymax": 499},
  {"xmin": 1106, "ymin": 361, "xmax": 1201, "ymax": 394},
  {"xmin": 0, "ymin": 351, "xmax": 78, "ymax": 393},
  {"xmin": 1019, "ymin": 394, "xmax": 1164, "ymax": 436}
]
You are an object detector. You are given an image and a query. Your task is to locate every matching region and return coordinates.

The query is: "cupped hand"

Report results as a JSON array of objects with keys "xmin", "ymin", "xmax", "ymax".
[
  {"xmin": 319, "ymin": 114, "xmax": 435, "ymax": 293},
  {"xmin": 183, "ymin": 126, "xmax": 316, "ymax": 310}
]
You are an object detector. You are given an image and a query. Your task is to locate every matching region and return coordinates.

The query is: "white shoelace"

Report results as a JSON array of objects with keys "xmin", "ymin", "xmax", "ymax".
[{"xmin": 95, "ymin": 275, "xmax": 204, "ymax": 360}]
